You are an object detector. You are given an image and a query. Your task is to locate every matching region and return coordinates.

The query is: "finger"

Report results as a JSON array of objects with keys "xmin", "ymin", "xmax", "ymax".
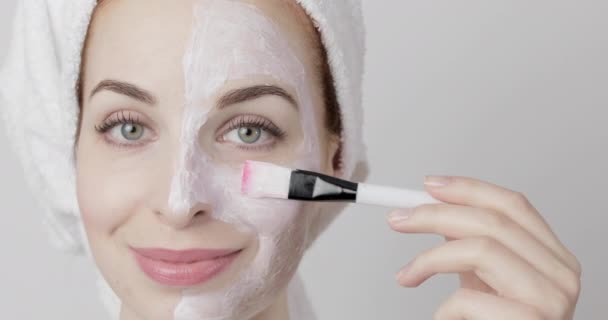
[
  {"xmin": 388, "ymin": 204, "xmax": 581, "ymax": 298},
  {"xmin": 445, "ymin": 236, "xmax": 497, "ymax": 293},
  {"xmin": 423, "ymin": 175, "xmax": 580, "ymax": 274},
  {"xmin": 433, "ymin": 288, "xmax": 543, "ymax": 320},
  {"xmin": 396, "ymin": 237, "xmax": 572, "ymax": 319}
]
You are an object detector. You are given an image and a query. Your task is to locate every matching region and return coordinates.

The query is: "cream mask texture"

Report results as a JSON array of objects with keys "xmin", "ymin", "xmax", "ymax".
[
  {"xmin": 1, "ymin": 0, "xmax": 367, "ymax": 319},
  {"xmin": 168, "ymin": 0, "xmax": 322, "ymax": 319}
]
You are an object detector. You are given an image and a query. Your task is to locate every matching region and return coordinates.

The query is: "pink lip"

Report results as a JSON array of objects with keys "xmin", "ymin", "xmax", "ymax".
[{"xmin": 130, "ymin": 247, "xmax": 241, "ymax": 286}]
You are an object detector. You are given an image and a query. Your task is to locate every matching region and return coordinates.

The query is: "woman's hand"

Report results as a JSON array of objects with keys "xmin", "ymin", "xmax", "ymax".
[{"xmin": 387, "ymin": 176, "xmax": 582, "ymax": 319}]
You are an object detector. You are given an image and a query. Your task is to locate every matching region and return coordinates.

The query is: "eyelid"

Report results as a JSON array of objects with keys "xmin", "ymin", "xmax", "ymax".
[
  {"xmin": 216, "ymin": 114, "xmax": 287, "ymax": 151},
  {"xmin": 95, "ymin": 110, "xmax": 157, "ymax": 148},
  {"xmin": 95, "ymin": 110, "xmax": 144, "ymax": 132},
  {"xmin": 95, "ymin": 111, "xmax": 286, "ymax": 152},
  {"xmin": 216, "ymin": 114, "xmax": 286, "ymax": 140}
]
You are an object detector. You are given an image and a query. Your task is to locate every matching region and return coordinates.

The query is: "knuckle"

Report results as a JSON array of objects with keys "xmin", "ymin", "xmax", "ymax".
[
  {"xmin": 471, "ymin": 236, "xmax": 500, "ymax": 258},
  {"xmin": 509, "ymin": 191, "xmax": 533, "ymax": 209},
  {"xmin": 571, "ymin": 255, "xmax": 583, "ymax": 277},
  {"xmin": 559, "ymin": 249, "xmax": 583, "ymax": 277},
  {"xmin": 416, "ymin": 203, "xmax": 442, "ymax": 216},
  {"xmin": 485, "ymin": 210, "xmax": 514, "ymax": 231},
  {"xmin": 545, "ymin": 290, "xmax": 572, "ymax": 319},
  {"xmin": 414, "ymin": 204, "xmax": 446, "ymax": 232},
  {"xmin": 562, "ymin": 271, "xmax": 582, "ymax": 300}
]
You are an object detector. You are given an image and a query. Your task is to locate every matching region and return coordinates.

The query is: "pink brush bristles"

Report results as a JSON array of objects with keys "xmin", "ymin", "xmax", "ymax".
[
  {"xmin": 241, "ymin": 160, "xmax": 253, "ymax": 195},
  {"xmin": 240, "ymin": 160, "xmax": 292, "ymax": 199}
]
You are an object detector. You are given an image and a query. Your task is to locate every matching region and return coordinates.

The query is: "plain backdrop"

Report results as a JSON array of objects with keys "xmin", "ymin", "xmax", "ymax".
[{"xmin": 1, "ymin": 0, "xmax": 606, "ymax": 319}]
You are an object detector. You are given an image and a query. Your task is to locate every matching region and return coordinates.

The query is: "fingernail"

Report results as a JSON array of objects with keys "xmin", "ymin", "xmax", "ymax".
[
  {"xmin": 396, "ymin": 261, "xmax": 413, "ymax": 282},
  {"xmin": 388, "ymin": 208, "xmax": 414, "ymax": 224},
  {"xmin": 424, "ymin": 175, "xmax": 452, "ymax": 187}
]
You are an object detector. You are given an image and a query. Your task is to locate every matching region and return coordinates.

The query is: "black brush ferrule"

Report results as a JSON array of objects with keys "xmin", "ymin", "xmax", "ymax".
[{"xmin": 288, "ymin": 169, "xmax": 358, "ymax": 201}]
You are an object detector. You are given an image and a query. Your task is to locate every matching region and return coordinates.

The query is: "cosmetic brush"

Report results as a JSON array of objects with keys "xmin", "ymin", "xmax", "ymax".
[{"xmin": 241, "ymin": 160, "xmax": 441, "ymax": 208}]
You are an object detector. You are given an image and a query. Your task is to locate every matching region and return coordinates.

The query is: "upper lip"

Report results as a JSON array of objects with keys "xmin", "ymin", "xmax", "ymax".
[{"xmin": 130, "ymin": 247, "xmax": 240, "ymax": 263}]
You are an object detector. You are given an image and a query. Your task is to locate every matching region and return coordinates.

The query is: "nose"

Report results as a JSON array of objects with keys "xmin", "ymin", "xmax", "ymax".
[
  {"xmin": 157, "ymin": 201, "xmax": 212, "ymax": 229},
  {"xmin": 157, "ymin": 121, "xmax": 215, "ymax": 229}
]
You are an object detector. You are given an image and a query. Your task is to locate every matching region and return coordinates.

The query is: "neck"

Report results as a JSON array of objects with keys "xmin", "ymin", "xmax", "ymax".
[
  {"xmin": 119, "ymin": 289, "xmax": 290, "ymax": 320},
  {"xmin": 119, "ymin": 304, "xmax": 144, "ymax": 320},
  {"xmin": 252, "ymin": 289, "xmax": 290, "ymax": 320}
]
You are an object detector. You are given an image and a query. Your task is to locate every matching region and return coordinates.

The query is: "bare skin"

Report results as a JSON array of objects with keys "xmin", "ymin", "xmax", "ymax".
[
  {"xmin": 77, "ymin": 0, "xmax": 338, "ymax": 319},
  {"xmin": 389, "ymin": 176, "xmax": 581, "ymax": 319}
]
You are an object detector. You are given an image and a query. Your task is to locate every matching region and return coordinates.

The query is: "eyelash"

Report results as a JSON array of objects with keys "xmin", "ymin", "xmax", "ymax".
[
  {"xmin": 218, "ymin": 114, "xmax": 287, "ymax": 151},
  {"xmin": 94, "ymin": 111, "xmax": 287, "ymax": 151},
  {"xmin": 95, "ymin": 110, "xmax": 144, "ymax": 133},
  {"xmin": 94, "ymin": 110, "xmax": 150, "ymax": 149}
]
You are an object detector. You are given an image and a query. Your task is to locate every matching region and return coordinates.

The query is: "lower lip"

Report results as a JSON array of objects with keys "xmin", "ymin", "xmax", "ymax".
[{"xmin": 132, "ymin": 249, "xmax": 241, "ymax": 286}]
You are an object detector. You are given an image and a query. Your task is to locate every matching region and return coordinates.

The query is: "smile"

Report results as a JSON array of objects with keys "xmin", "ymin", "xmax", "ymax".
[{"xmin": 130, "ymin": 247, "xmax": 242, "ymax": 286}]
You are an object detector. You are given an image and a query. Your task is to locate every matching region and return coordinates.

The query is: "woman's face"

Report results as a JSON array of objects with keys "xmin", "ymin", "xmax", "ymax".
[{"xmin": 76, "ymin": 0, "xmax": 338, "ymax": 319}]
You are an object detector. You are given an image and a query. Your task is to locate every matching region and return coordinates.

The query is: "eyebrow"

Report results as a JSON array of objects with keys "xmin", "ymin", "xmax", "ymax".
[
  {"xmin": 218, "ymin": 85, "xmax": 298, "ymax": 110},
  {"xmin": 88, "ymin": 81, "xmax": 296, "ymax": 110},
  {"xmin": 89, "ymin": 80, "xmax": 157, "ymax": 105}
]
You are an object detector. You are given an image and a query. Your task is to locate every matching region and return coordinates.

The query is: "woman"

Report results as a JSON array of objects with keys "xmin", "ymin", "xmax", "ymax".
[{"xmin": 0, "ymin": 0, "xmax": 581, "ymax": 319}]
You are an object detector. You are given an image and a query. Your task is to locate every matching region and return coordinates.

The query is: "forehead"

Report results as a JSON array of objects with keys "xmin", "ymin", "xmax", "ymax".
[{"xmin": 83, "ymin": 0, "xmax": 318, "ymax": 95}]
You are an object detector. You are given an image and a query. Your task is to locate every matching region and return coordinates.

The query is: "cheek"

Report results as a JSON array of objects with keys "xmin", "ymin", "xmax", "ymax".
[
  {"xmin": 193, "ymin": 163, "xmax": 308, "ymax": 236},
  {"xmin": 76, "ymin": 155, "xmax": 150, "ymax": 236},
  {"xmin": 235, "ymin": 197, "xmax": 307, "ymax": 237},
  {"xmin": 219, "ymin": 166, "xmax": 319, "ymax": 257},
  {"xmin": 77, "ymin": 171, "xmax": 121, "ymax": 235}
]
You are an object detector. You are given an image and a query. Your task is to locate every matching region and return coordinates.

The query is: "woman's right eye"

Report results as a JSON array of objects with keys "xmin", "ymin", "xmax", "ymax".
[
  {"xmin": 111, "ymin": 123, "xmax": 145, "ymax": 141},
  {"xmin": 94, "ymin": 111, "xmax": 154, "ymax": 148},
  {"xmin": 100, "ymin": 122, "xmax": 152, "ymax": 148}
]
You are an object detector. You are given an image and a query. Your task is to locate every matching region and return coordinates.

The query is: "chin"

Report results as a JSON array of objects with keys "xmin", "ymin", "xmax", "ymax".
[{"xmin": 90, "ymin": 227, "xmax": 308, "ymax": 320}]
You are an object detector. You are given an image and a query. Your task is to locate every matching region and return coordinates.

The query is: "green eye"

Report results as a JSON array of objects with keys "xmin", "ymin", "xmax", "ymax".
[
  {"xmin": 121, "ymin": 123, "xmax": 144, "ymax": 141},
  {"xmin": 237, "ymin": 126, "xmax": 262, "ymax": 144}
]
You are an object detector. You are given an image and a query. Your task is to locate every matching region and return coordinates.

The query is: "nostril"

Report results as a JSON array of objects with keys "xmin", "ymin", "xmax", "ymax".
[{"xmin": 155, "ymin": 202, "xmax": 212, "ymax": 228}]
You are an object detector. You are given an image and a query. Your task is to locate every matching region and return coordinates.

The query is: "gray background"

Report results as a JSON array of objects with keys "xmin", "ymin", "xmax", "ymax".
[{"xmin": 1, "ymin": 0, "xmax": 606, "ymax": 319}]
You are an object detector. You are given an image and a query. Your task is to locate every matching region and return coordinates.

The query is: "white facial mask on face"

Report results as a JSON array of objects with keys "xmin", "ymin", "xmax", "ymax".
[{"xmin": 168, "ymin": 1, "xmax": 321, "ymax": 319}]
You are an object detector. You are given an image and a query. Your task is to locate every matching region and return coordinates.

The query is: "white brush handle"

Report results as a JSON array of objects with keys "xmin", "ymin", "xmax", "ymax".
[{"xmin": 356, "ymin": 183, "xmax": 441, "ymax": 208}]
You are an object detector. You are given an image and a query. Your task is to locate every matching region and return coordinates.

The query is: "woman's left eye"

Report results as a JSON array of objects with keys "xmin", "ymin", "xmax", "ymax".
[
  {"xmin": 223, "ymin": 126, "xmax": 272, "ymax": 145},
  {"xmin": 219, "ymin": 115, "xmax": 286, "ymax": 150}
]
